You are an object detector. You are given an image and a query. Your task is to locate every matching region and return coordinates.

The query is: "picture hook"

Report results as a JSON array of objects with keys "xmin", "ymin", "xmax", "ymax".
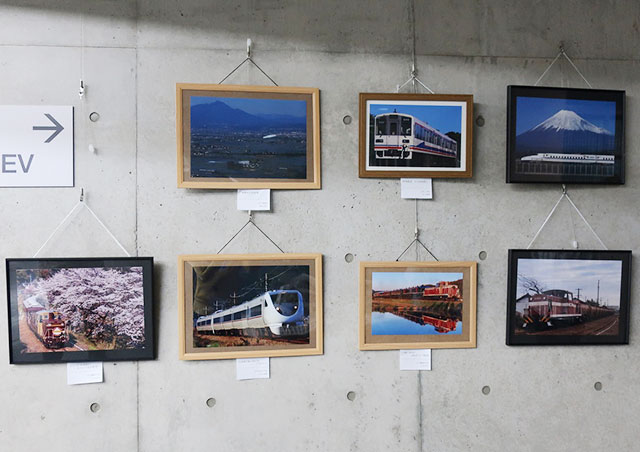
[
  {"xmin": 246, "ymin": 38, "xmax": 252, "ymax": 58},
  {"xmin": 558, "ymin": 42, "xmax": 565, "ymax": 54},
  {"xmin": 80, "ymin": 188, "xmax": 84, "ymax": 202}
]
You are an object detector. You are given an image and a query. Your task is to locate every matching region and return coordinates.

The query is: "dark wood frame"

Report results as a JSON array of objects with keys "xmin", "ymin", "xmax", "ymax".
[
  {"xmin": 506, "ymin": 249, "xmax": 631, "ymax": 345},
  {"xmin": 6, "ymin": 257, "xmax": 155, "ymax": 364},
  {"xmin": 358, "ymin": 93, "xmax": 473, "ymax": 178},
  {"xmin": 506, "ymin": 85, "xmax": 625, "ymax": 184}
]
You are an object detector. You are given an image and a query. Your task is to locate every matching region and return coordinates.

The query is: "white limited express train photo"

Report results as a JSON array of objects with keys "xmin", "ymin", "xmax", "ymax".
[{"xmin": 195, "ymin": 289, "xmax": 307, "ymax": 337}]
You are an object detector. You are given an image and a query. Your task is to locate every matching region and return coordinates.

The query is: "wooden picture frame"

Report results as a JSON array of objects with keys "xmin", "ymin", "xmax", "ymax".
[
  {"xmin": 506, "ymin": 85, "xmax": 625, "ymax": 184},
  {"xmin": 178, "ymin": 253, "xmax": 323, "ymax": 360},
  {"xmin": 507, "ymin": 249, "xmax": 631, "ymax": 345},
  {"xmin": 359, "ymin": 261, "xmax": 477, "ymax": 350},
  {"xmin": 177, "ymin": 83, "xmax": 321, "ymax": 189},
  {"xmin": 6, "ymin": 257, "xmax": 155, "ymax": 364},
  {"xmin": 359, "ymin": 93, "xmax": 473, "ymax": 178}
]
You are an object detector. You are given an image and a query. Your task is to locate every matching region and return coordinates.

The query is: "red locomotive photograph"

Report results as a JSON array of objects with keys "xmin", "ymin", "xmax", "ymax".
[
  {"xmin": 507, "ymin": 250, "xmax": 631, "ymax": 346},
  {"xmin": 6, "ymin": 258, "xmax": 155, "ymax": 364}
]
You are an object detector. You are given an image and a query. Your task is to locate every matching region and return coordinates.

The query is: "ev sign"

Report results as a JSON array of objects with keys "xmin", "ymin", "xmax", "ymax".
[{"xmin": 0, "ymin": 106, "xmax": 74, "ymax": 187}]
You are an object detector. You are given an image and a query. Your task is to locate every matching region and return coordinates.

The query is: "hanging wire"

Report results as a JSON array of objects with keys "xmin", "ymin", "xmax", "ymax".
[
  {"xmin": 218, "ymin": 39, "xmax": 278, "ymax": 86},
  {"xmin": 567, "ymin": 197, "xmax": 578, "ymax": 248},
  {"xmin": 33, "ymin": 189, "xmax": 132, "ymax": 257},
  {"xmin": 526, "ymin": 185, "xmax": 607, "ymax": 250},
  {"xmin": 395, "ymin": 198, "xmax": 439, "ymax": 262},
  {"xmin": 393, "ymin": 0, "xmax": 437, "ymax": 262},
  {"xmin": 534, "ymin": 43, "xmax": 593, "ymax": 88},
  {"xmin": 396, "ymin": 0, "xmax": 434, "ymax": 94},
  {"xmin": 215, "ymin": 39, "xmax": 284, "ymax": 255},
  {"xmin": 216, "ymin": 211, "xmax": 285, "ymax": 254}
]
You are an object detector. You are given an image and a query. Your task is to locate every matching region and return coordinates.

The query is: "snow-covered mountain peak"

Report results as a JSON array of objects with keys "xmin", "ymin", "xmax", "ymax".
[{"xmin": 530, "ymin": 109, "xmax": 613, "ymax": 135}]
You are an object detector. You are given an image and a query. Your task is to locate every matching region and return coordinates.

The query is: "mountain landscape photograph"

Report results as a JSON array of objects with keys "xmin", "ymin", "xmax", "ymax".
[
  {"xmin": 188, "ymin": 95, "xmax": 309, "ymax": 180},
  {"xmin": 515, "ymin": 97, "xmax": 616, "ymax": 155},
  {"xmin": 507, "ymin": 87, "xmax": 624, "ymax": 184}
]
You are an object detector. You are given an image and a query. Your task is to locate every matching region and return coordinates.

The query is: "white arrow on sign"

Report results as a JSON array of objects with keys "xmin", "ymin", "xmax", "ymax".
[
  {"xmin": 32, "ymin": 113, "xmax": 65, "ymax": 143},
  {"xmin": 0, "ymin": 105, "xmax": 74, "ymax": 187}
]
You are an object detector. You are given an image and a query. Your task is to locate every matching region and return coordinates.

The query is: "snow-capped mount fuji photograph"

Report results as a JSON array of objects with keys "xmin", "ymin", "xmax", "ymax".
[
  {"xmin": 516, "ymin": 109, "xmax": 615, "ymax": 154},
  {"xmin": 507, "ymin": 85, "xmax": 625, "ymax": 184}
]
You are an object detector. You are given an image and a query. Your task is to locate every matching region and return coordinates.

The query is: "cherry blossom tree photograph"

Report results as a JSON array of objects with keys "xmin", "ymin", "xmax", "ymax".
[{"xmin": 7, "ymin": 258, "xmax": 154, "ymax": 364}]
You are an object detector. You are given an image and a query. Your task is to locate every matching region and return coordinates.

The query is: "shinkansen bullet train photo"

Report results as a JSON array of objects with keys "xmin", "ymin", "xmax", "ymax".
[
  {"xmin": 520, "ymin": 153, "xmax": 614, "ymax": 164},
  {"xmin": 195, "ymin": 290, "xmax": 307, "ymax": 337},
  {"xmin": 372, "ymin": 112, "xmax": 458, "ymax": 161}
]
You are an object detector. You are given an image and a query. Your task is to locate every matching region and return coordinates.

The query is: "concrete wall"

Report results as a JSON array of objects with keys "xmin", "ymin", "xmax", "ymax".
[{"xmin": 0, "ymin": 1, "xmax": 638, "ymax": 450}]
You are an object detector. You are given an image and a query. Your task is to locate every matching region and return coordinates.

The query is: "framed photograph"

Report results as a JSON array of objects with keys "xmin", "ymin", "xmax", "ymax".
[
  {"xmin": 6, "ymin": 257, "xmax": 154, "ymax": 364},
  {"xmin": 359, "ymin": 93, "xmax": 473, "ymax": 178},
  {"xmin": 177, "ymin": 83, "xmax": 320, "ymax": 189},
  {"xmin": 359, "ymin": 261, "xmax": 477, "ymax": 350},
  {"xmin": 507, "ymin": 85, "xmax": 625, "ymax": 184},
  {"xmin": 178, "ymin": 254, "xmax": 323, "ymax": 360},
  {"xmin": 507, "ymin": 249, "xmax": 631, "ymax": 345}
]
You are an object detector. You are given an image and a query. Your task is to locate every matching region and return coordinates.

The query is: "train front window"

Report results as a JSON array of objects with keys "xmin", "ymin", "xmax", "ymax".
[
  {"xmin": 389, "ymin": 120, "xmax": 398, "ymax": 135},
  {"xmin": 272, "ymin": 292, "xmax": 300, "ymax": 316},
  {"xmin": 375, "ymin": 116, "xmax": 387, "ymax": 135},
  {"xmin": 401, "ymin": 117, "xmax": 411, "ymax": 136}
]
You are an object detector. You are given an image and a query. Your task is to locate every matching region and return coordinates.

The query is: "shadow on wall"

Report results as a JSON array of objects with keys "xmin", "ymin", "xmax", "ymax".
[{"xmin": 0, "ymin": 0, "xmax": 415, "ymax": 54}]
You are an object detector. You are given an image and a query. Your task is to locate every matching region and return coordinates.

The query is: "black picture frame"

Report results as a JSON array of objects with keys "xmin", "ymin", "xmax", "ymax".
[
  {"xmin": 506, "ymin": 85, "xmax": 625, "ymax": 184},
  {"xmin": 506, "ymin": 249, "xmax": 631, "ymax": 346},
  {"xmin": 6, "ymin": 257, "xmax": 155, "ymax": 364}
]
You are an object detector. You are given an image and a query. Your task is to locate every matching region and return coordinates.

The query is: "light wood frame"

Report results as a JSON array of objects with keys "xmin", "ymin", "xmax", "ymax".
[
  {"xmin": 359, "ymin": 93, "xmax": 473, "ymax": 178},
  {"xmin": 177, "ymin": 83, "xmax": 321, "ymax": 189},
  {"xmin": 178, "ymin": 253, "xmax": 323, "ymax": 360},
  {"xmin": 359, "ymin": 261, "xmax": 477, "ymax": 350}
]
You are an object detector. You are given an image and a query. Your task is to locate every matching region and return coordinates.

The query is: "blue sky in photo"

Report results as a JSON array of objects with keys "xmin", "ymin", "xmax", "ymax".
[
  {"xmin": 516, "ymin": 258, "xmax": 622, "ymax": 306},
  {"xmin": 191, "ymin": 96, "xmax": 307, "ymax": 117},
  {"xmin": 516, "ymin": 97, "xmax": 616, "ymax": 135},
  {"xmin": 370, "ymin": 104, "xmax": 462, "ymax": 134},
  {"xmin": 372, "ymin": 272, "xmax": 463, "ymax": 291}
]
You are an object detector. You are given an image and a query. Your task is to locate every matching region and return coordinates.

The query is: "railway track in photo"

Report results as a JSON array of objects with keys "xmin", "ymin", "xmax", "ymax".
[
  {"xmin": 518, "ymin": 314, "xmax": 619, "ymax": 336},
  {"xmin": 18, "ymin": 312, "xmax": 86, "ymax": 353},
  {"xmin": 195, "ymin": 332, "xmax": 309, "ymax": 348}
]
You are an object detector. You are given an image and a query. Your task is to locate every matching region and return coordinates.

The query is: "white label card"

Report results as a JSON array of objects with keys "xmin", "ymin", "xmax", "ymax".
[
  {"xmin": 401, "ymin": 178, "xmax": 433, "ymax": 199},
  {"xmin": 0, "ymin": 105, "xmax": 74, "ymax": 187},
  {"xmin": 236, "ymin": 358, "xmax": 270, "ymax": 380},
  {"xmin": 399, "ymin": 349, "xmax": 432, "ymax": 371},
  {"xmin": 67, "ymin": 362, "xmax": 104, "ymax": 385},
  {"xmin": 237, "ymin": 189, "xmax": 271, "ymax": 211}
]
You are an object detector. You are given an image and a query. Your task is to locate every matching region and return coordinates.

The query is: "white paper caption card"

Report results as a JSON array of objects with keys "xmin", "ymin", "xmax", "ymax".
[
  {"xmin": 399, "ymin": 349, "xmax": 432, "ymax": 371},
  {"xmin": 236, "ymin": 358, "xmax": 270, "ymax": 380},
  {"xmin": 67, "ymin": 362, "xmax": 104, "ymax": 385},
  {"xmin": 237, "ymin": 189, "xmax": 271, "ymax": 211},
  {"xmin": 401, "ymin": 178, "xmax": 433, "ymax": 199}
]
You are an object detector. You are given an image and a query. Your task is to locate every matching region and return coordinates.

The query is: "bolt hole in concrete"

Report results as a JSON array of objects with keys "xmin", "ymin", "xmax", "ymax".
[
  {"xmin": 206, "ymin": 397, "xmax": 217, "ymax": 407},
  {"xmin": 344, "ymin": 253, "xmax": 354, "ymax": 263},
  {"xmin": 475, "ymin": 115, "xmax": 485, "ymax": 127},
  {"xmin": 594, "ymin": 382, "xmax": 603, "ymax": 391},
  {"xmin": 346, "ymin": 391, "xmax": 356, "ymax": 401},
  {"xmin": 89, "ymin": 402, "xmax": 101, "ymax": 413},
  {"xmin": 482, "ymin": 386, "xmax": 491, "ymax": 395},
  {"xmin": 479, "ymin": 251, "xmax": 487, "ymax": 260},
  {"xmin": 89, "ymin": 112, "xmax": 100, "ymax": 122},
  {"xmin": 343, "ymin": 115, "xmax": 352, "ymax": 125}
]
